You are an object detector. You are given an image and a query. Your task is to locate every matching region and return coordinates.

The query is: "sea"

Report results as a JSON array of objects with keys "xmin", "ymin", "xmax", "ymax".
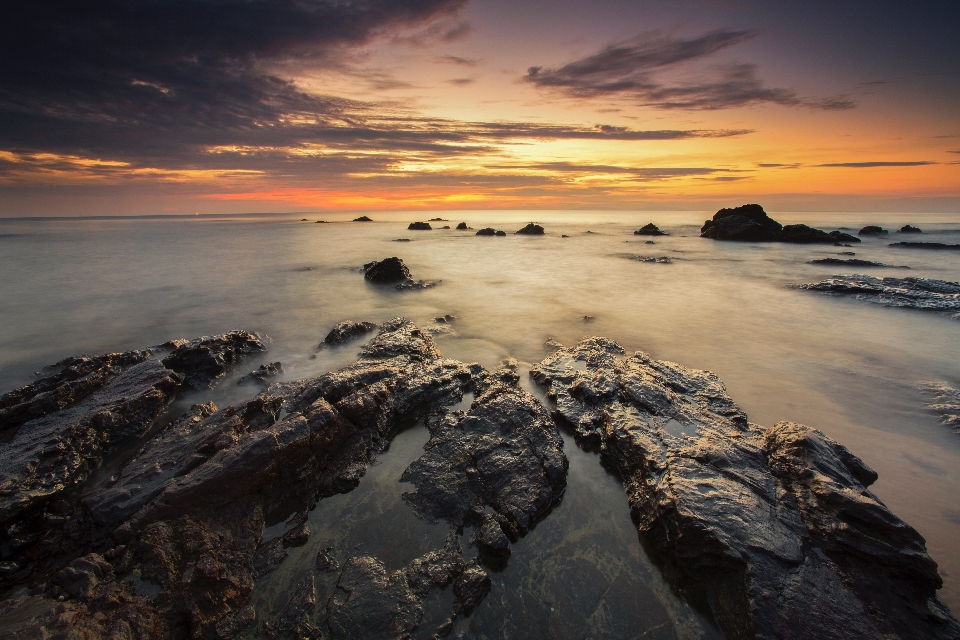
[{"xmin": 1, "ymin": 209, "xmax": 958, "ymax": 637}]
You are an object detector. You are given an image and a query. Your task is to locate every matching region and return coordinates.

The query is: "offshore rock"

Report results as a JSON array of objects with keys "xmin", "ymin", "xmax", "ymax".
[
  {"xmin": 858, "ymin": 225, "xmax": 888, "ymax": 235},
  {"xmin": 808, "ymin": 258, "xmax": 907, "ymax": 268},
  {"xmin": 531, "ymin": 339, "xmax": 959, "ymax": 639},
  {"xmin": 476, "ymin": 227, "xmax": 502, "ymax": 236},
  {"xmin": 353, "ymin": 216, "xmax": 373, "ymax": 222},
  {"xmin": 899, "ymin": 224, "xmax": 923, "ymax": 233},
  {"xmin": 161, "ymin": 330, "xmax": 267, "ymax": 389},
  {"xmin": 456, "ymin": 222, "xmax": 468, "ymax": 230},
  {"xmin": 238, "ymin": 362, "xmax": 283, "ymax": 385},
  {"xmin": 322, "ymin": 321, "xmax": 377, "ymax": 346},
  {"xmin": 700, "ymin": 204, "xmax": 782, "ymax": 241},
  {"xmin": 516, "ymin": 222, "xmax": 545, "ymax": 235},
  {"xmin": 780, "ymin": 224, "xmax": 861, "ymax": 244},
  {"xmin": 408, "ymin": 222, "xmax": 432, "ymax": 230},
  {"xmin": 797, "ymin": 274, "xmax": 960, "ymax": 316},
  {"xmin": 395, "ymin": 279, "xmax": 438, "ymax": 291},
  {"xmin": 634, "ymin": 223, "xmax": 667, "ymax": 236},
  {"xmin": 363, "ymin": 257, "xmax": 411, "ymax": 283},
  {"xmin": 890, "ymin": 242, "xmax": 960, "ymax": 250}
]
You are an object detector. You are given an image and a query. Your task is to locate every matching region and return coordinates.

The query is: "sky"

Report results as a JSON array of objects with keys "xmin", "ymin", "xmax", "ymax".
[{"xmin": 1, "ymin": 0, "xmax": 959, "ymax": 216}]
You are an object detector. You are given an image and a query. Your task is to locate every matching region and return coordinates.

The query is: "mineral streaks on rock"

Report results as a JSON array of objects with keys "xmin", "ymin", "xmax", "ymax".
[
  {"xmin": 161, "ymin": 330, "xmax": 267, "ymax": 389},
  {"xmin": 0, "ymin": 359, "xmax": 180, "ymax": 527},
  {"xmin": 531, "ymin": 339, "xmax": 960, "ymax": 639},
  {"xmin": 797, "ymin": 274, "xmax": 960, "ymax": 316}
]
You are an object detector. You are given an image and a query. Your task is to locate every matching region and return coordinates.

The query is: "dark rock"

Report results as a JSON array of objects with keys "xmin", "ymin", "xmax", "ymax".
[
  {"xmin": 395, "ymin": 279, "xmax": 438, "ymax": 291},
  {"xmin": 456, "ymin": 222, "xmax": 468, "ymax": 230},
  {"xmin": 428, "ymin": 218, "xmax": 447, "ymax": 221},
  {"xmin": 394, "ymin": 238, "xmax": 410, "ymax": 242},
  {"xmin": 621, "ymin": 254, "xmax": 672, "ymax": 264},
  {"xmin": 270, "ymin": 574, "xmax": 321, "ymax": 639},
  {"xmin": 474, "ymin": 514, "xmax": 511, "ymax": 561},
  {"xmin": 645, "ymin": 240, "xmax": 655, "ymax": 244},
  {"xmin": 516, "ymin": 223, "xmax": 544, "ymax": 235},
  {"xmin": 797, "ymin": 275, "xmax": 960, "ymax": 316},
  {"xmin": 301, "ymin": 218, "xmax": 307, "ymax": 221},
  {"xmin": 898, "ymin": 224, "xmax": 923, "ymax": 233},
  {"xmin": 404, "ymin": 532, "xmax": 464, "ymax": 597},
  {"xmin": 453, "ymin": 561, "xmax": 491, "ymax": 614},
  {"xmin": 238, "ymin": 362, "xmax": 283, "ymax": 385},
  {"xmin": 323, "ymin": 321, "xmax": 377, "ymax": 346},
  {"xmin": 476, "ymin": 228, "xmax": 497, "ymax": 236},
  {"xmin": 838, "ymin": 251, "xmax": 856, "ymax": 255},
  {"xmin": 434, "ymin": 315, "xmax": 457, "ymax": 323},
  {"xmin": 889, "ymin": 242, "xmax": 960, "ymax": 250},
  {"xmin": 353, "ymin": 216, "xmax": 373, "ymax": 222},
  {"xmin": 495, "ymin": 230, "xmax": 506, "ymax": 236},
  {"xmin": 326, "ymin": 556, "xmax": 422, "ymax": 639},
  {"xmin": 282, "ymin": 523, "xmax": 310, "ymax": 548},
  {"xmin": 561, "ymin": 234, "xmax": 569, "ymax": 238},
  {"xmin": 161, "ymin": 330, "xmax": 267, "ymax": 389},
  {"xmin": 582, "ymin": 315, "xmax": 595, "ymax": 321},
  {"xmin": 316, "ymin": 547, "xmax": 340, "ymax": 572},
  {"xmin": 700, "ymin": 204, "xmax": 782, "ymax": 241},
  {"xmin": 52, "ymin": 553, "xmax": 112, "ymax": 601},
  {"xmin": 829, "ymin": 230, "xmax": 861, "ymax": 243},
  {"xmin": 441, "ymin": 225, "xmax": 450, "ymax": 229},
  {"xmin": 253, "ymin": 537, "xmax": 288, "ymax": 578},
  {"xmin": 808, "ymin": 258, "xmax": 907, "ymax": 268},
  {"xmin": 858, "ymin": 225, "xmax": 888, "ymax": 235},
  {"xmin": 781, "ymin": 224, "xmax": 861, "ymax": 244},
  {"xmin": 315, "ymin": 220, "xmax": 328, "ymax": 223},
  {"xmin": 634, "ymin": 223, "xmax": 667, "ymax": 236},
  {"xmin": 531, "ymin": 339, "xmax": 960, "ymax": 639},
  {"xmin": 408, "ymin": 222, "xmax": 432, "ymax": 230},
  {"xmin": 363, "ymin": 257, "xmax": 411, "ymax": 283}
]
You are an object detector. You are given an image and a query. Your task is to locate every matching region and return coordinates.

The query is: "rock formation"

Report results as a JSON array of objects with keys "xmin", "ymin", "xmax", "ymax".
[
  {"xmin": 701, "ymin": 205, "xmax": 862, "ymax": 244},
  {"xmin": 890, "ymin": 242, "xmax": 960, "ymax": 250},
  {"xmin": 161, "ymin": 331, "xmax": 267, "ymax": 389},
  {"xmin": 353, "ymin": 216, "xmax": 373, "ymax": 222},
  {"xmin": 363, "ymin": 257, "xmax": 411, "ymax": 283},
  {"xmin": 898, "ymin": 225, "xmax": 923, "ymax": 233},
  {"xmin": 322, "ymin": 321, "xmax": 377, "ymax": 346},
  {"xmin": 808, "ymin": 258, "xmax": 907, "ymax": 268},
  {"xmin": 408, "ymin": 222, "xmax": 432, "ymax": 230},
  {"xmin": 858, "ymin": 225, "xmax": 888, "ymax": 235},
  {"xmin": 456, "ymin": 222, "xmax": 468, "ymax": 230},
  {"xmin": 634, "ymin": 223, "xmax": 667, "ymax": 236},
  {"xmin": 515, "ymin": 223, "xmax": 545, "ymax": 235},
  {"xmin": 797, "ymin": 275, "xmax": 960, "ymax": 316}
]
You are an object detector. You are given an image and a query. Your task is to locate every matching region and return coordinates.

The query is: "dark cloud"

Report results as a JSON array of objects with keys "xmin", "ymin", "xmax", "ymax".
[
  {"xmin": 948, "ymin": 150, "xmax": 960, "ymax": 154},
  {"xmin": 434, "ymin": 55, "xmax": 480, "ymax": 66},
  {"xmin": 815, "ymin": 161, "xmax": 936, "ymax": 168},
  {"xmin": 483, "ymin": 162, "xmax": 738, "ymax": 180},
  {"xmin": 525, "ymin": 30, "xmax": 855, "ymax": 110},
  {"xmin": 757, "ymin": 163, "xmax": 802, "ymax": 168},
  {"xmin": 444, "ymin": 78, "xmax": 476, "ymax": 86}
]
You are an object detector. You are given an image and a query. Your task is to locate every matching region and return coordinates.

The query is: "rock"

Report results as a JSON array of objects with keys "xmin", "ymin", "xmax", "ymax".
[
  {"xmin": 52, "ymin": 553, "xmax": 113, "ymax": 601},
  {"xmin": 621, "ymin": 254, "xmax": 672, "ymax": 264},
  {"xmin": 561, "ymin": 234, "xmax": 569, "ymax": 238},
  {"xmin": 780, "ymin": 224, "xmax": 861, "ymax": 244},
  {"xmin": 353, "ymin": 216, "xmax": 373, "ymax": 222},
  {"xmin": 889, "ymin": 242, "xmax": 960, "ymax": 250},
  {"xmin": 326, "ymin": 556, "xmax": 422, "ymax": 640},
  {"xmin": 476, "ymin": 228, "xmax": 496, "ymax": 236},
  {"xmin": 808, "ymin": 258, "xmax": 907, "ymax": 268},
  {"xmin": 495, "ymin": 230, "xmax": 506, "ymax": 236},
  {"xmin": 453, "ymin": 561, "xmax": 491, "ymax": 614},
  {"xmin": 395, "ymin": 279, "xmax": 438, "ymax": 291},
  {"xmin": 515, "ymin": 223, "xmax": 544, "ymax": 235},
  {"xmin": 408, "ymin": 222, "xmax": 432, "ymax": 230},
  {"xmin": 393, "ymin": 238, "xmax": 410, "ymax": 242},
  {"xmin": 0, "ymin": 358, "xmax": 180, "ymax": 528},
  {"xmin": 634, "ymin": 223, "xmax": 667, "ymax": 236},
  {"xmin": 700, "ymin": 204, "xmax": 782, "ymax": 241},
  {"xmin": 434, "ymin": 315, "xmax": 457, "ymax": 323},
  {"xmin": 645, "ymin": 240, "xmax": 655, "ymax": 244},
  {"xmin": 282, "ymin": 523, "xmax": 310, "ymax": 548},
  {"xmin": 270, "ymin": 574, "xmax": 321, "ymax": 639},
  {"xmin": 838, "ymin": 251, "xmax": 856, "ymax": 255},
  {"xmin": 474, "ymin": 514, "xmax": 511, "ymax": 561},
  {"xmin": 441, "ymin": 225, "xmax": 450, "ymax": 229},
  {"xmin": 253, "ymin": 537, "xmax": 288, "ymax": 578},
  {"xmin": 238, "ymin": 362, "xmax": 283, "ymax": 385},
  {"xmin": 316, "ymin": 547, "xmax": 340, "ymax": 572},
  {"xmin": 404, "ymin": 532, "xmax": 465, "ymax": 597},
  {"xmin": 315, "ymin": 220, "xmax": 328, "ymax": 223},
  {"xmin": 161, "ymin": 330, "xmax": 267, "ymax": 389},
  {"xmin": 530, "ymin": 339, "xmax": 960, "ymax": 639},
  {"xmin": 322, "ymin": 321, "xmax": 377, "ymax": 346},
  {"xmin": 363, "ymin": 257, "xmax": 411, "ymax": 283},
  {"xmin": 858, "ymin": 225, "xmax": 888, "ymax": 235},
  {"xmin": 796, "ymin": 275, "xmax": 960, "ymax": 316},
  {"xmin": 456, "ymin": 222, "xmax": 468, "ymax": 230},
  {"xmin": 582, "ymin": 315, "xmax": 595, "ymax": 321},
  {"xmin": 898, "ymin": 224, "xmax": 923, "ymax": 233},
  {"xmin": 301, "ymin": 218, "xmax": 308, "ymax": 221},
  {"xmin": 428, "ymin": 218, "xmax": 448, "ymax": 221}
]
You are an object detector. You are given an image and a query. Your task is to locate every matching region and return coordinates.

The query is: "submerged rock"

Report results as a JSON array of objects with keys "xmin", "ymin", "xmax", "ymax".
[
  {"xmin": 395, "ymin": 280, "xmax": 438, "ymax": 291},
  {"xmin": 808, "ymin": 258, "xmax": 907, "ymax": 268},
  {"xmin": 898, "ymin": 224, "xmax": 923, "ymax": 233},
  {"xmin": 858, "ymin": 225, "xmax": 888, "ymax": 235},
  {"xmin": 796, "ymin": 274, "xmax": 960, "ymax": 316},
  {"xmin": 363, "ymin": 257, "xmax": 411, "ymax": 283},
  {"xmin": 620, "ymin": 254, "xmax": 672, "ymax": 264},
  {"xmin": 322, "ymin": 321, "xmax": 377, "ymax": 346},
  {"xmin": 161, "ymin": 330, "xmax": 267, "ymax": 389},
  {"xmin": 634, "ymin": 223, "xmax": 667, "ymax": 236},
  {"xmin": 700, "ymin": 204, "xmax": 782, "ymax": 241},
  {"xmin": 408, "ymin": 222, "xmax": 432, "ymax": 230},
  {"xmin": 515, "ymin": 223, "xmax": 545, "ymax": 235},
  {"xmin": 239, "ymin": 362, "xmax": 283, "ymax": 385},
  {"xmin": 890, "ymin": 242, "xmax": 960, "ymax": 250},
  {"xmin": 531, "ymin": 339, "xmax": 960, "ymax": 639}
]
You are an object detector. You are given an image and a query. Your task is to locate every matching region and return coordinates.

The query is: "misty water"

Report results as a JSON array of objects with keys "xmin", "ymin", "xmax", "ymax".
[{"xmin": 1, "ymin": 210, "xmax": 959, "ymax": 632}]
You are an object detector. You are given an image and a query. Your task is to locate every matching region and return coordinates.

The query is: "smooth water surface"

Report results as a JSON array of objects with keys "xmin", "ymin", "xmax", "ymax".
[{"xmin": 1, "ymin": 209, "xmax": 959, "ymax": 615}]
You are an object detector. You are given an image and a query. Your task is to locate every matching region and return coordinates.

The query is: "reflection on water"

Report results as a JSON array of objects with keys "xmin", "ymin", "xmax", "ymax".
[{"xmin": 1, "ymin": 210, "xmax": 959, "ymax": 615}]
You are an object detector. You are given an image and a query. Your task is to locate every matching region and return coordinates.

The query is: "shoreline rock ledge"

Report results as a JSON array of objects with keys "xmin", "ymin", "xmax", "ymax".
[{"xmin": 531, "ymin": 338, "xmax": 960, "ymax": 640}]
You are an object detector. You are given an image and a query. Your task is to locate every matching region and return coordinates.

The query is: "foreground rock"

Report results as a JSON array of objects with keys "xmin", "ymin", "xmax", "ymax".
[
  {"xmin": 634, "ymin": 223, "xmax": 667, "ymax": 236},
  {"xmin": 701, "ymin": 204, "xmax": 861, "ymax": 244},
  {"xmin": 797, "ymin": 274, "xmax": 960, "ymax": 317},
  {"xmin": 809, "ymin": 258, "xmax": 907, "ymax": 268},
  {"xmin": 161, "ymin": 331, "xmax": 267, "ymax": 389},
  {"xmin": 363, "ymin": 257, "xmax": 411, "ymax": 283},
  {"xmin": 531, "ymin": 339, "xmax": 960, "ymax": 639},
  {"xmin": 858, "ymin": 225, "xmax": 888, "ymax": 235},
  {"xmin": 890, "ymin": 242, "xmax": 960, "ymax": 250},
  {"xmin": 322, "ymin": 321, "xmax": 377, "ymax": 346},
  {"xmin": 515, "ymin": 223, "xmax": 544, "ymax": 235},
  {"xmin": 408, "ymin": 222, "xmax": 432, "ymax": 230}
]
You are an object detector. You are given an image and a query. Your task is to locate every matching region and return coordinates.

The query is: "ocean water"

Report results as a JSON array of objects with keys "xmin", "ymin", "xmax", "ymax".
[{"xmin": 1, "ymin": 210, "xmax": 959, "ymax": 629}]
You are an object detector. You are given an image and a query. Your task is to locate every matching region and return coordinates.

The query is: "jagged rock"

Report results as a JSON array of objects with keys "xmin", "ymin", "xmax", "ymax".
[
  {"xmin": 456, "ymin": 222, "xmax": 468, "ymax": 230},
  {"xmin": 353, "ymin": 216, "xmax": 373, "ymax": 222},
  {"xmin": 797, "ymin": 275, "xmax": 960, "ymax": 316},
  {"xmin": 316, "ymin": 547, "xmax": 340, "ymax": 572},
  {"xmin": 898, "ymin": 224, "xmax": 923, "ymax": 233},
  {"xmin": 531, "ymin": 339, "xmax": 960, "ymax": 639},
  {"xmin": 400, "ymin": 359, "xmax": 567, "ymax": 532},
  {"xmin": 161, "ymin": 330, "xmax": 267, "ymax": 389},
  {"xmin": 408, "ymin": 222, "xmax": 432, "ymax": 230},
  {"xmin": 269, "ymin": 574, "xmax": 321, "ymax": 639},
  {"xmin": 453, "ymin": 561, "xmax": 491, "ymax": 614},
  {"xmin": 781, "ymin": 224, "xmax": 861, "ymax": 244},
  {"xmin": 858, "ymin": 225, "xmax": 888, "ymax": 235},
  {"xmin": 363, "ymin": 257, "xmax": 411, "ymax": 283},
  {"xmin": 327, "ymin": 556, "xmax": 422, "ymax": 640},
  {"xmin": 253, "ymin": 537, "xmax": 288, "ymax": 578},
  {"xmin": 322, "ymin": 321, "xmax": 377, "ymax": 346},
  {"xmin": 238, "ymin": 362, "xmax": 283, "ymax": 385},
  {"xmin": 808, "ymin": 258, "xmax": 906, "ymax": 268},
  {"xmin": 474, "ymin": 513, "xmax": 511, "ymax": 561},
  {"xmin": 700, "ymin": 204, "xmax": 782, "ymax": 241},
  {"xmin": 52, "ymin": 553, "xmax": 113, "ymax": 601},
  {"xmin": 282, "ymin": 524, "xmax": 310, "ymax": 548},
  {"xmin": 634, "ymin": 223, "xmax": 667, "ymax": 236},
  {"xmin": 404, "ymin": 532, "xmax": 465, "ymax": 597},
  {"xmin": 434, "ymin": 315, "xmax": 457, "ymax": 323},
  {"xmin": 0, "ymin": 359, "xmax": 180, "ymax": 528},
  {"xmin": 516, "ymin": 223, "xmax": 544, "ymax": 235},
  {"xmin": 476, "ymin": 227, "xmax": 497, "ymax": 236},
  {"xmin": 890, "ymin": 242, "xmax": 960, "ymax": 250}
]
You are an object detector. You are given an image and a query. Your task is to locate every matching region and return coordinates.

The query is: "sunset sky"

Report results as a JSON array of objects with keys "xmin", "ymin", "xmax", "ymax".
[{"xmin": 1, "ymin": 0, "xmax": 958, "ymax": 215}]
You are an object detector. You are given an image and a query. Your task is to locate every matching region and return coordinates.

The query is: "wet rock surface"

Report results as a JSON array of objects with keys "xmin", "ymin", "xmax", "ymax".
[
  {"xmin": 239, "ymin": 362, "xmax": 283, "ymax": 385},
  {"xmin": 322, "ymin": 321, "xmax": 377, "ymax": 346},
  {"xmin": 634, "ymin": 223, "xmax": 667, "ymax": 236},
  {"xmin": 515, "ymin": 222, "xmax": 545, "ymax": 235},
  {"xmin": 797, "ymin": 274, "xmax": 960, "ymax": 317},
  {"xmin": 162, "ymin": 331, "xmax": 267, "ymax": 389},
  {"xmin": 890, "ymin": 241, "xmax": 960, "ymax": 250},
  {"xmin": 809, "ymin": 258, "xmax": 907, "ymax": 268},
  {"xmin": 531, "ymin": 338, "xmax": 960, "ymax": 639},
  {"xmin": 363, "ymin": 257, "xmax": 411, "ymax": 283},
  {"xmin": 619, "ymin": 253, "xmax": 672, "ymax": 264},
  {"xmin": 700, "ymin": 204, "xmax": 783, "ymax": 241}
]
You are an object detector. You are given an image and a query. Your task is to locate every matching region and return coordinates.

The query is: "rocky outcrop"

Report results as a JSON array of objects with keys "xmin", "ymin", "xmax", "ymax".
[
  {"xmin": 161, "ymin": 331, "xmax": 267, "ymax": 389},
  {"xmin": 408, "ymin": 222, "xmax": 432, "ymax": 230},
  {"xmin": 634, "ymin": 223, "xmax": 667, "ymax": 236},
  {"xmin": 322, "ymin": 321, "xmax": 377, "ymax": 346},
  {"xmin": 780, "ymin": 224, "xmax": 861, "ymax": 244},
  {"xmin": 700, "ymin": 204, "xmax": 782, "ymax": 241},
  {"xmin": 476, "ymin": 228, "xmax": 506, "ymax": 236},
  {"xmin": 238, "ymin": 362, "xmax": 283, "ymax": 385},
  {"xmin": 516, "ymin": 223, "xmax": 544, "ymax": 235},
  {"xmin": 899, "ymin": 225, "xmax": 923, "ymax": 233},
  {"xmin": 531, "ymin": 338, "xmax": 959, "ymax": 640},
  {"xmin": 858, "ymin": 225, "xmax": 888, "ymax": 235},
  {"xmin": 456, "ymin": 222, "xmax": 468, "ymax": 230},
  {"xmin": 808, "ymin": 258, "xmax": 907, "ymax": 268},
  {"xmin": 797, "ymin": 275, "xmax": 960, "ymax": 316},
  {"xmin": 353, "ymin": 216, "xmax": 373, "ymax": 222},
  {"xmin": 363, "ymin": 257, "xmax": 411, "ymax": 283},
  {"xmin": 890, "ymin": 242, "xmax": 960, "ymax": 250}
]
